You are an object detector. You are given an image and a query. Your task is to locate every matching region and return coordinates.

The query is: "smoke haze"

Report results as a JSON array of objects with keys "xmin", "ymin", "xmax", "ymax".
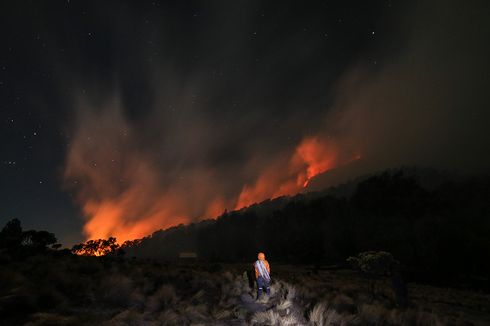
[{"xmin": 61, "ymin": 1, "xmax": 490, "ymax": 241}]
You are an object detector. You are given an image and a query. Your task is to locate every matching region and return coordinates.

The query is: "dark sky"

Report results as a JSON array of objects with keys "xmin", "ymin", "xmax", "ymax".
[{"xmin": 1, "ymin": 0, "xmax": 489, "ymax": 246}]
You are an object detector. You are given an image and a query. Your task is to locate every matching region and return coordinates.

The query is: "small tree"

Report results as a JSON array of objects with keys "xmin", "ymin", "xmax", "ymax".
[
  {"xmin": 0, "ymin": 218, "xmax": 23, "ymax": 249},
  {"xmin": 347, "ymin": 251, "xmax": 399, "ymax": 275},
  {"xmin": 22, "ymin": 230, "xmax": 57, "ymax": 250},
  {"xmin": 347, "ymin": 251, "xmax": 399, "ymax": 299}
]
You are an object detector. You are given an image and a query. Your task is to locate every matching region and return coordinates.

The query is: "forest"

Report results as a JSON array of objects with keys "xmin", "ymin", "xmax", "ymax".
[{"xmin": 125, "ymin": 169, "xmax": 490, "ymax": 288}]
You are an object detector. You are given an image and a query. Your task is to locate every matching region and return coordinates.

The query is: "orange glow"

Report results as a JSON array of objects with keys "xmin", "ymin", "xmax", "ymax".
[
  {"xmin": 235, "ymin": 136, "xmax": 340, "ymax": 209},
  {"xmin": 205, "ymin": 196, "xmax": 227, "ymax": 218},
  {"xmin": 81, "ymin": 198, "xmax": 189, "ymax": 242},
  {"xmin": 63, "ymin": 103, "xmax": 195, "ymax": 243},
  {"xmin": 294, "ymin": 137, "xmax": 338, "ymax": 188},
  {"xmin": 64, "ymin": 100, "xmax": 357, "ymax": 246},
  {"xmin": 235, "ymin": 170, "xmax": 280, "ymax": 209},
  {"xmin": 65, "ymin": 145, "xmax": 192, "ymax": 243}
]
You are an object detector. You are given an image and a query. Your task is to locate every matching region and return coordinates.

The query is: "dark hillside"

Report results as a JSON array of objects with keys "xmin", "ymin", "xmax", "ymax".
[{"xmin": 125, "ymin": 168, "xmax": 490, "ymax": 288}]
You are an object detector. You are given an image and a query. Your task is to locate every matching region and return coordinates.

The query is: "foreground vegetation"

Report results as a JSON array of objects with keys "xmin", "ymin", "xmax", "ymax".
[
  {"xmin": 1, "ymin": 168, "xmax": 489, "ymax": 324},
  {"xmin": 1, "ymin": 251, "xmax": 489, "ymax": 325}
]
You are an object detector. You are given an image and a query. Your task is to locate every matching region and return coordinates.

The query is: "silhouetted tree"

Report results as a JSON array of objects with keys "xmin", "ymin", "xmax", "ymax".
[
  {"xmin": 22, "ymin": 230, "xmax": 57, "ymax": 250},
  {"xmin": 72, "ymin": 237, "xmax": 120, "ymax": 256},
  {"xmin": 0, "ymin": 218, "xmax": 23, "ymax": 249},
  {"xmin": 0, "ymin": 219, "xmax": 60, "ymax": 255},
  {"xmin": 347, "ymin": 251, "xmax": 399, "ymax": 276},
  {"xmin": 348, "ymin": 251, "xmax": 405, "ymax": 303}
]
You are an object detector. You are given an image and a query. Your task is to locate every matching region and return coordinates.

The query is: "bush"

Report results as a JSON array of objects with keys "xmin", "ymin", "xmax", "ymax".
[{"xmin": 347, "ymin": 251, "xmax": 399, "ymax": 276}]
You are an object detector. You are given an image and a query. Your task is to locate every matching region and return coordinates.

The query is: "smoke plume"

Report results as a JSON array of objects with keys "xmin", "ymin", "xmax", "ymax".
[{"xmin": 63, "ymin": 1, "xmax": 490, "ymax": 241}]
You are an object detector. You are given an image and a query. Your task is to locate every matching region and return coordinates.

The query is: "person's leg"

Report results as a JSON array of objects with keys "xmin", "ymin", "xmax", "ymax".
[
  {"xmin": 265, "ymin": 278, "xmax": 270, "ymax": 296},
  {"xmin": 256, "ymin": 276, "xmax": 263, "ymax": 299}
]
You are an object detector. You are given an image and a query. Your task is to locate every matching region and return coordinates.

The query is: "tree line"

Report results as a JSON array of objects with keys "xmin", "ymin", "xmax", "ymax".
[{"xmin": 126, "ymin": 170, "xmax": 490, "ymax": 286}]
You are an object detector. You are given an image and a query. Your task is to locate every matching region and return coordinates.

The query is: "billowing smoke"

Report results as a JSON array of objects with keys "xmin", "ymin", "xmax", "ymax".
[
  {"xmin": 64, "ymin": 98, "xmax": 190, "ymax": 241},
  {"xmin": 63, "ymin": 96, "xmax": 355, "ymax": 241},
  {"xmin": 63, "ymin": 1, "xmax": 490, "ymax": 242},
  {"xmin": 321, "ymin": 1, "xmax": 490, "ymax": 175}
]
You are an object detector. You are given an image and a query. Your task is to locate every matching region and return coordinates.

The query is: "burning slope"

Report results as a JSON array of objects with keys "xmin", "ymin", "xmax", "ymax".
[
  {"xmin": 235, "ymin": 137, "xmax": 342, "ymax": 209},
  {"xmin": 64, "ymin": 98, "xmax": 357, "ymax": 242},
  {"xmin": 63, "ymin": 101, "xmax": 192, "ymax": 242}
]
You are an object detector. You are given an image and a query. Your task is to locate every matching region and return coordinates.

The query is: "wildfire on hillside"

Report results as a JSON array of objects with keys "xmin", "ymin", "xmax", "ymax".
[{"xmin": 64, "ymin": 101, "xmax": 359, "ymax": 246}]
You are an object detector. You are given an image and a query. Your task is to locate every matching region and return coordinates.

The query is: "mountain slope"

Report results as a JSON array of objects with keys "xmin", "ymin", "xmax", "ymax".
[{"xmin": 124, "ymin": 167, "xmax": 490, "ymax": 285}]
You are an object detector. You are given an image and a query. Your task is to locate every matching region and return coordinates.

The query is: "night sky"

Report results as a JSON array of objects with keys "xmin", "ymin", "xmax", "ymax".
[{"xmin": 1, "ymin": 1, "xmax": 489, "ymax": 246}]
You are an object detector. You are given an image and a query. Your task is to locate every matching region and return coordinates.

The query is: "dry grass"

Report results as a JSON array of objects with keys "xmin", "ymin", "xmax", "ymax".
[{"xmin": 0, "ymin": 255, "xmax": 488, "ymax": 325}]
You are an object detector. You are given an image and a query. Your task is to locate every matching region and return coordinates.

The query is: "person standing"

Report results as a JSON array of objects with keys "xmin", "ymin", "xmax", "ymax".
[{"xmin": 254, "ymin": 252, "xmax": 271, "ymax": 299}]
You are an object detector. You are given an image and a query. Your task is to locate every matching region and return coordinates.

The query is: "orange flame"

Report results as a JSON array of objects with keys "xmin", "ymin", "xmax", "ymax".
[
  {"xmin": 64, "ymin": 99, "xmax": 355, "ymax": 243},
  {"xmin": 235, "ymin": 137, "xmax": 339, "ymax": 209},
  {"xmin": 63, "ymin": 102, "xmax": 219, "ymax": 242},
  {"xmin": 295, "ymin": 137, "xmax": 338, "ymax": 188}
]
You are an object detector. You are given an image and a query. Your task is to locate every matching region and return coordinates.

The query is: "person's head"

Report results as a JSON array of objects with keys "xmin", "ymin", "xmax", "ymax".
[{"xmin": 258, "ymin": 252, "xmax": 265, "ymax": 260}]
